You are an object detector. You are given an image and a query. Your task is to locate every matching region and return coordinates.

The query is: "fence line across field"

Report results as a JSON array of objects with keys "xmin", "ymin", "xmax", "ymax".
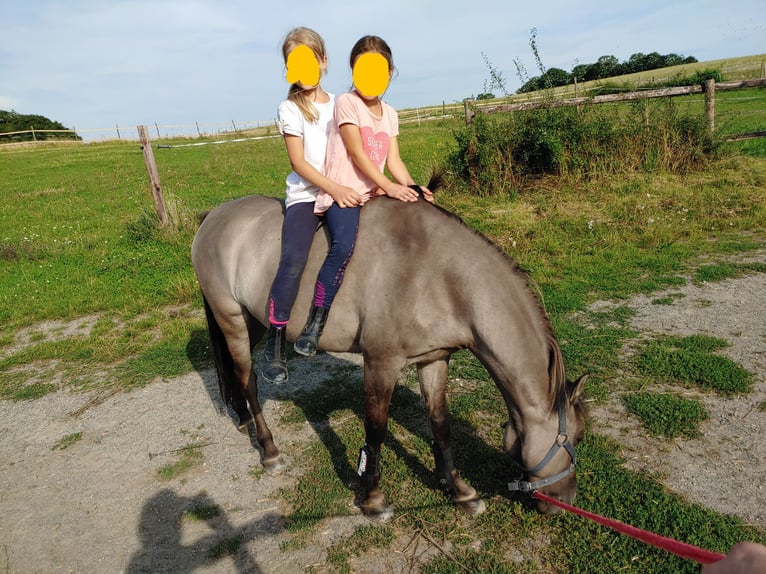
[
  {"xmin": 2, "ymin": 78, "xmax": 765, "ymax": 145},
  {"xmin": 465, "ymin": 78, "xmax": 766, "ymax": 140},
  {"xmin": 0, "ymin": 119, "xmax": 281, "ymax": 143}
]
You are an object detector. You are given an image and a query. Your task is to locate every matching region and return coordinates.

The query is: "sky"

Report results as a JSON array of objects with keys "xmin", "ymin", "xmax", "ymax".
[{"xmin": 1, "ymin": 0, "xmax": 764, "ymax": 140}]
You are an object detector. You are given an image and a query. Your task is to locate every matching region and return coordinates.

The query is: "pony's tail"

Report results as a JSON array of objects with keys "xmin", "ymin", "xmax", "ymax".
[{"xmin": 202, "ymin": 295, "xmax": 239, "ymax": 409}]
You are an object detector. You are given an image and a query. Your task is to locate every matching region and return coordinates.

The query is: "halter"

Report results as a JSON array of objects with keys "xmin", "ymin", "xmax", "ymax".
[{"xmin": 507, "ymin": 401, "xmax": 577, "ymax": 492}]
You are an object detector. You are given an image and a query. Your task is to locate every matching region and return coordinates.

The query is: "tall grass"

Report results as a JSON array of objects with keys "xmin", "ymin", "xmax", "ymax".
[{"xmin": 448, "ymin": 99, "xmax": 716, "ymax": 196}]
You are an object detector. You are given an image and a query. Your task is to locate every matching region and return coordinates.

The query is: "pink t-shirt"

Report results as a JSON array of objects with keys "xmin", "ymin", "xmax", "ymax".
[{"xmin": 314, "ymin": 90, "xmax": 399, "ymax": 213}]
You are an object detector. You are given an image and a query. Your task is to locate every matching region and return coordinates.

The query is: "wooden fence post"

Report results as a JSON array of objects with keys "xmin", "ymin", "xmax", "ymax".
[
  {"xmin": 464, "ymin": 98, "xmax": 475, "ymax": 126},
  {"xmin": 137, "ymin": 125, "xmax": 168, "ymax": 226},
  {"xmin": 704, "ymin": 79, "xmax": 716, "ymax": 134}
]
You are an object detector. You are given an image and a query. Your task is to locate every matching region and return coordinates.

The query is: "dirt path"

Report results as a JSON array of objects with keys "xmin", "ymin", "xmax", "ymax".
[
  {"xmin": 589, "ymin": 250, "xmax": 766, "ymax": 529},
  {"xmin": 1, "ymin": 252, "xmax": 764, "ymax": 573},
  {"xmin": 0, "ymin": 352, "xmax": 375, "ymax": 574}
]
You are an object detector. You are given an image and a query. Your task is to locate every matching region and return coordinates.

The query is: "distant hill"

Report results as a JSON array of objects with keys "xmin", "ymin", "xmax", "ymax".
[
  {"xmin": 524, "ymin": 54, "xmax": 766, "ymax": 100},
  {"xmin": 518, "ymin": 51, "xmax": 700, "ymax": 93},
  {"xmin": 0, "ymin": 110, "xmax": 80, "ymax": 141}
]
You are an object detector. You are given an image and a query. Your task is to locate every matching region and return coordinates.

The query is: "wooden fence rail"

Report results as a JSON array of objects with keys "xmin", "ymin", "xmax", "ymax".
[
  {"xmin": 465, "ymin": 78, "xmax": 766, "ymax": 140},
  {"xmin": 3, "ymin": 79, "xmax": 764, "ymax": 145},
  {"xmin": 0, "ymin": 119, "xmax": 278, "ymax": 144}
]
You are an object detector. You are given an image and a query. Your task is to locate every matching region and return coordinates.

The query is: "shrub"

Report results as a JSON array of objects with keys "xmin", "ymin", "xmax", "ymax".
[
  {"xmin": 667, "ymin": 68, "xmax": 724, "ymax": 88},
  {"xmin": 449, "ymin": 113, "xmax": 519, "ymax": 197},
  {"xmin": 448, "ymin": 98, "xmax": 717, "ymax": 195}
]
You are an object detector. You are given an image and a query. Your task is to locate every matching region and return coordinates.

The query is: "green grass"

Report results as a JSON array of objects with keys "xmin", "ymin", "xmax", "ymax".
[
  {"xmin": 156, "ymin": 442, "xmax": 205, "ymax": 481},
  {"xmin": 633, "ymin": 335, "xmax": 753, "ymax": 395},
  {"xmin": 52, "ymin": 431, "xmax": 83, "ymax": 451},
  {"xmin": 183, "ymin": 504, "xmax": 222, "ymax": 521},
  {"xmin": 326, "ymin": 524, "xmax": 396, "ymax": 573},
  {"xmin": 623, "ymin": 392, "xmax": 708, "ymax": 438},
  {"xmin": 694, "ymin": 261, "xmax": 766, "ymax": 283},
  {"xmin": 2, "ymin": 94, "xmax": 765, "ymax": 571},
  {"xmin": 207, "ymin": 536, "xmax": 245, "ymax": 560}
]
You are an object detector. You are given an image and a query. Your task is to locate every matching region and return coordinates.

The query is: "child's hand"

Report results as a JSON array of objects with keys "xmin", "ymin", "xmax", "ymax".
[
  {"xmin": 419, "ymin": 187, "xmax": 434, "ymax": 203},
  {"xmin": 385, "ymin": 183, "xmax": 420, "ymax": 203},
  {"xmin": 331, "ymin": 185, "xmax": 363, "ymax": 208}
]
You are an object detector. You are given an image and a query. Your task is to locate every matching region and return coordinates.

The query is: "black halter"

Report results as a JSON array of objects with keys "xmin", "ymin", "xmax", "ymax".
[{"xmin": 507, "ymin": 401, "xmax": 577, "ymax": 493}]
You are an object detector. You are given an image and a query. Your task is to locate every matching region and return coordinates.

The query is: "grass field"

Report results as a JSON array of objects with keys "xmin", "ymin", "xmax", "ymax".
[{"xmin": 2, "ymin": 73, "xmax": 766, "ymax": 571}]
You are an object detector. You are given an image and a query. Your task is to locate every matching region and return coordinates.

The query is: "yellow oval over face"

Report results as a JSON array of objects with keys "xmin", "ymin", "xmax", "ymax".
[
  {"xmin": 352, "ymin": 52, "xmax": 390, "ymax": 98},
  {"xmin": 285, "ymin": 44, "xmax": 320, "ymax": 87}
]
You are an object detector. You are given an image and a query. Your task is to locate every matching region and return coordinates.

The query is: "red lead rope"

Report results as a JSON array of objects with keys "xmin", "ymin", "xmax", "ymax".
[{"xmin": 533, "ymin": 491, "xmax": 726, "ymax": 565}]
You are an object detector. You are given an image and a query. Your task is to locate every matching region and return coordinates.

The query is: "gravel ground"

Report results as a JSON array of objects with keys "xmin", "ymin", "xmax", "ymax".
[{"xmin": 590, "ymin": 251, "xmax": 766, "ymax": 529}]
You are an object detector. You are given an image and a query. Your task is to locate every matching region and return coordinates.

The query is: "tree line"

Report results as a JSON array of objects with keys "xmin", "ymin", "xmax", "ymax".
[
  {"xmin": 517, "ymin": 52, "xmax": 698, "ymax": 94},
  {"xmin": 0, "ymin": 110, "xmax": 80, "ymax": 141}
]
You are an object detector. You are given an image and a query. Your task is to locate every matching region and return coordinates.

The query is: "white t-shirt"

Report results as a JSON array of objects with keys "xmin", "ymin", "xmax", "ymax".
[{"xmin": 276, "ymin": 94, "xmax": 335, "ymax": 208}]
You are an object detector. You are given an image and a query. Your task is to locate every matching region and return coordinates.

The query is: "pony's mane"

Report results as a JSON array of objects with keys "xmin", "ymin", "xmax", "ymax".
[{"xmin": 425, "ymin": 195, "xmax": 567, "ymax": 411}]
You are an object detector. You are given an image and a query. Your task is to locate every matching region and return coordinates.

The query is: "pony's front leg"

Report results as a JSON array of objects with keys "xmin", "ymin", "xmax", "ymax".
[
  {"xmin": 417, "ymin": 359, "xmax": 485, "ymax": 516},
  {"xmin": 357, "ymin": 357, "xmax": 399, "ymax": 522}
]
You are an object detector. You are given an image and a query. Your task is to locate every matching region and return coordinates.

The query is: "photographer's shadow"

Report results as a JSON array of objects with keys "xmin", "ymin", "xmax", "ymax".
[{"xmin": 125, "ymin": 488, "xmax": 279, "ymax": 573}]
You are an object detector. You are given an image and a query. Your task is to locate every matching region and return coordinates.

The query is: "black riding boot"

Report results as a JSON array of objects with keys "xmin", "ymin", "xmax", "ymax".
[
  {"xmin": 262, "ymin": 325, "xmax": 288, "ymax": 384},
  {"xmin": 294, "ymin": 306, "xmax": 329, "ymax": 357}
]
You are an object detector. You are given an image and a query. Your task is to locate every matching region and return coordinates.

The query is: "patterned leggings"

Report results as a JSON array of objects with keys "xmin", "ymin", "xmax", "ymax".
[{"xmin": 313, "ymin": 203, "xmax": 361, "ymax": 308}]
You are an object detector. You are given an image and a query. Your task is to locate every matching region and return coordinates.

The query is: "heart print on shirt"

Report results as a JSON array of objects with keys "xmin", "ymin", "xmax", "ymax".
[{"xmin": 360, "ymin": 126, "xmax": 389, "ymax": 168}]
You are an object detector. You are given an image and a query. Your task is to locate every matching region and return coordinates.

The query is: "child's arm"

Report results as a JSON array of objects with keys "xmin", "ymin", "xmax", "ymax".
[
  {"xmin": 283, "ymin": 135, "xmax": 362, "ymax": 207},
  {"xmin": 385, "ymin": 137, "xmax": 434, "ymax": 202},
  {"xmin": 338, "ymin": 124, "xmax": 420, "ymax": 203}
]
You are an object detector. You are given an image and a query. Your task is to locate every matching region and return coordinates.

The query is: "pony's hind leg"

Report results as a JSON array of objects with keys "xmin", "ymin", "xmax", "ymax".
[
  {"xmin": 218, "ymin": 306, "xmax": 283, "ymax": 472},
  {"xmin": 417, "ymin": 359, "xmax": 485, "ymax": 516},
  {"xmin": 242, "ymin": 368, "xmax": 284, "ymax": 473}
]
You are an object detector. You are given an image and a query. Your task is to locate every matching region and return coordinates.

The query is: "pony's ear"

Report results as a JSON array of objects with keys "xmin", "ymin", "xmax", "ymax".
[{"xmin": 568, "ymin": 374, "xmax": 589, "ymax": 404}]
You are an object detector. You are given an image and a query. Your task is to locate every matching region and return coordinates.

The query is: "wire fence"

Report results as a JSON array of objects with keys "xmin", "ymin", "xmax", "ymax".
[
  {"xmin": 2, "ymin": 82, "xmax": 764, "ymax": 146},
  {"xmin": 0, "ymin": 119, "xmax": 282, "ymax": 145}
]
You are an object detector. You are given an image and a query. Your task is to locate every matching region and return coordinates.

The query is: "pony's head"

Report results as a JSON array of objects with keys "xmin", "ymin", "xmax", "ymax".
[{"xmin": 504, "ymin": 373, "xmax": 588, "ymax": 514}]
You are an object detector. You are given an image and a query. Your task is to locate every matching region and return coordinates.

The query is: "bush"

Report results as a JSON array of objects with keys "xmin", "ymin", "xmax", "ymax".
[
  {"xmin": 667, "ymin": 68, "xmax": 724, "ymax": 88},
  {"xmin": 448, "ymin": 99, "xmax": 717, "ymax": 195},
  {"xmin": 448, "ymin": 113, "xmax": 519, "ymax": 197}
]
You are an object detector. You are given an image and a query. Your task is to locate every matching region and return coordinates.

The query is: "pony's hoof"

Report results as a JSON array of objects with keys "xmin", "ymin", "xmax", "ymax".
[
  {"xmin": 361, "ymin": 491, "xmax": 393, "ymax": 522},
  {"xmin": 456, "ymin": 497, "xmax": 486, "ymax": 516},
  {"xmin": 262, "ymin": 455, "xmax": 285, "ymax": 475},
  {"xmin": 363, "ymin": 505, "xmax": 394, "ymax": 523},
  {"xmin": 236, "ymin": 414, "xmax": 254, "ymax": 432}
]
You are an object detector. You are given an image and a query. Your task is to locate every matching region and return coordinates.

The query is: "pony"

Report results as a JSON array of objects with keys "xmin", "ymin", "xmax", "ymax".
[{"xmin": 191, "ymin": 181, "xmax": 587, "ymax": 519}]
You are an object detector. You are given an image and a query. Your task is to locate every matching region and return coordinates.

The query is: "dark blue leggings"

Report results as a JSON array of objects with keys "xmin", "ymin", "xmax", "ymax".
[
  {"xmin": 313, "ymin": 203, "xmax": 361, "ymax": 308},
  {"xmin": 268, "ymin": 202, "xmax": 321, "ymax": 326}
]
